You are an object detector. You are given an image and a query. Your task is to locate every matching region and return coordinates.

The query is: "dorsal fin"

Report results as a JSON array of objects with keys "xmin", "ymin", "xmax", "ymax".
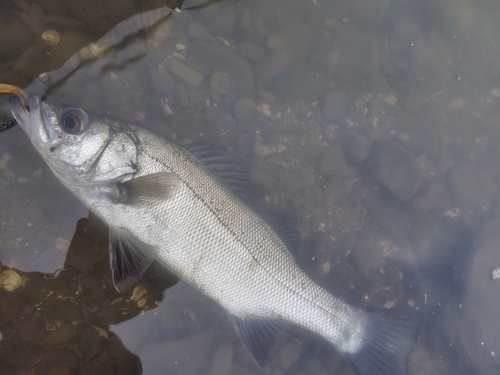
[{"xmin": 183, "ymin": 143, "xmax": 251, "ymax": 203}]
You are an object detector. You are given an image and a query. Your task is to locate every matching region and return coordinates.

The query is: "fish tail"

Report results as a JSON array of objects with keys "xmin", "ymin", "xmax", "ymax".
[{"xmin": 340, "ymin": 307, "xmax": 421, "ymax": 375}]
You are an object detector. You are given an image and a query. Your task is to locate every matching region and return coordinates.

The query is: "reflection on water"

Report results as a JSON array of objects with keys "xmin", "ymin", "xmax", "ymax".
[{"xmin": 0, "ymin": 0, "xmax": 500, "ymax": 374}]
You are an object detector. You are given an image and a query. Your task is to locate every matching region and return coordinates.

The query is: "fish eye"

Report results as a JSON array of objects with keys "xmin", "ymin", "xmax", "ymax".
[{"xmin": 59, "ymin": 108, "xmax": 88, "ymax": 134}]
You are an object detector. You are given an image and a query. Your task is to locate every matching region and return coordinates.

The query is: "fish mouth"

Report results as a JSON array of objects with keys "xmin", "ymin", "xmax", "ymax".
[{"xmin": 1, "ymin": 84, "xmax": 58, "ymax": 144}]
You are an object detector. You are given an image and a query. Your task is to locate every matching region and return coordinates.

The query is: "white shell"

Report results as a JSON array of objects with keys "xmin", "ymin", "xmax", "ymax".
[
  {"xmin": 0, "ymin": 270, "xmax": 23, "ymax": 292},
  {"xmin": 42, "ymin": 30, "xmax": 61, "ymax": 46}
]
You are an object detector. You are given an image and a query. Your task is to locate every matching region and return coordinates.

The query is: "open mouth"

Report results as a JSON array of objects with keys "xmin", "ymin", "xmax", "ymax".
[{"xmin": 0, "ymin": 83, "xmax": 59, "ymax": 144}]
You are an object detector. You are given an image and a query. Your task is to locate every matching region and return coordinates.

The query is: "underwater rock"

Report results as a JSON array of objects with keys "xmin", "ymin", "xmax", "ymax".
[
  {"xmin": 448, "ymin": 163, "xmax": 497, "ymax": 209},
  {"xmin": 367, "ymin": 141, "xmax": 424, "ymax": 202},
  {"xmin": 317, "ymin": 145, "xmax": 347, "ymax": 176}
]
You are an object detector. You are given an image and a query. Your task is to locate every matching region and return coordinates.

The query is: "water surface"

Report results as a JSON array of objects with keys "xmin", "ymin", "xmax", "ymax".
[{"xmin": 1, "ymin": 0, "xmax": 500, "ymax": 374}]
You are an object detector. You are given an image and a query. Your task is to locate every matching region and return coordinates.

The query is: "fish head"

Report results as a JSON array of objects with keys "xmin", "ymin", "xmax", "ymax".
[{"xmin": 9, "ymin": 94, "xmax": 137, "ymax": 186}]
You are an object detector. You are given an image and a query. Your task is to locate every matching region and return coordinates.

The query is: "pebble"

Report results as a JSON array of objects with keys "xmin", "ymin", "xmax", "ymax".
[
  {"xmin": 140, "ymin": 329, "xmax": 218, "ymax": 374},
  {"xmin": 207, "ymin": 335, "xmax": 233, "ymax": 375},
  {"xmin": 149, "ymin": 67, "xmax": 175, "ymax": 95},
  {"xmin": 188, "ymin": 22, "xmax": 213, "ymax": 42},
  {"xmin": 453, "ymin": 218, "xmax": 500, "ymax": 374},
  {"xmin": 208, "ymin": 8, "xmax": 236, "ymax": 37},
  {"xmin": 27, "ymin": 198, "xmax": 46, "ymax": 223},
  {"xmin": 351, "ymin": 0, "xmax": 392, "ymax": 29},
  {"xmin": 43, "ymin": 13, "xmax": 85, "ymax": 29},
  {"xmin": 46, "ymin": 29, "xmax": 91, "ymax": 71},
  {"xmin": 350, "ymin": 237, "xmax": 384, "ymax": 271},
  {"xmin": 249, "ymin": 168, "xmax": 278, "ymax": 191},
  {"xmin": 0, "ymin": 19, "xmax": 34, "ymax": 60},
  {"xmin": 448, "ymin": 163, "xmax": 497, "ymax": 209},
  {"xmin": 343, "ymin": 130, "xmax": 372, "ymax": 164},
  {"xmin": 322, "ymin": 89, "xmax": 353, "ymax": 123},
  {"xmin": 210, "ymin": 70, "xmax": 235, "ymax": 95},
  {"xmin": 13, "ymin": 45, "xmax": 46, "ymax": 79},
  {"xmin": 168, "ymin": 58, "xmax": 204, "ymax": 87},
  {"xmin": 275, "ymin": 339, "xmax": 303, "ymax": 370},
  {"xmin": 50, "ymin": 300, "xmax": 83, "ymax": 322},
  {"xmin": 331, "ymin": 23, "xmax": 380, "ymax": 77},
  {"xmin": 191, "ymin": 40, "xmax": 254, "ymax": 94},
  {"xmin": 410, "ymin": 183, "xmax": 449, "ymax": 214},
  {"xmin": 273, "ymin": 62, "xmax": 328, "ymax": 100},
  {"xmin": 317, "ymin": 145, "xmax": 347, "ymax": 176},
  {"xmin": 80, "ymin": 326, "xmax": 103, "ymax": 362},
  {"xmin": 238, "ymin": 41, "xmax": 265, "ymax": 62},
  {"xmin": 367, "ymin": 141, "xmax": 424, "ymax": 202},
  {"xmin": 448, "ymin": 97, "xmax": 465, "ymax": 112},
  {"xmin": 255, "ymin": 24, "xmax": 312, "ymax": 84},
  {"xmin": 255, "ymin": 88, "xmax": 276, "ymax": 104},
  {"xmin": 233, "ymin": 98, "xmax": 256, "ymax": 125},
  {"xmin": 284, "ymin": 166, "xmax": 315, "ymax": 192},
  {"xmin": 42, "ymin": 323, "xmax": 76, "ymax": 345},
  {"xmin": 16, "ymin": 321, "xmax": 39, "ymax": 342}
]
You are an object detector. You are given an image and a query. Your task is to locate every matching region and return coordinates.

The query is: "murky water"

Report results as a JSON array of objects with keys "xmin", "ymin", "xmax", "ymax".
[{"xmin": 0, "ymin": 0, "xmax": 500, "ymax": 374}]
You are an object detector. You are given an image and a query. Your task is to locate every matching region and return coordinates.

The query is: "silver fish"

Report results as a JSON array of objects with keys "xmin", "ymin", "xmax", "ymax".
[{"xmin": 7, "ymin": 87, "xmax": 420, "ymax": 375}]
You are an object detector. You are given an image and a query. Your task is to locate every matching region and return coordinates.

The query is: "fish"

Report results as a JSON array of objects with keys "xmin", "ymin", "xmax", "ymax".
[{"xmin": 4, "ymin": 84, "xmax": 421, "ymax": 375}]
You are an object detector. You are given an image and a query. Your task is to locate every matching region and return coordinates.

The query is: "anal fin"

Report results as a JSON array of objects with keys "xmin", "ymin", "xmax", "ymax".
[{"xmin": 228, "ymin": 314, "xmax": 288, "ymax": 367}]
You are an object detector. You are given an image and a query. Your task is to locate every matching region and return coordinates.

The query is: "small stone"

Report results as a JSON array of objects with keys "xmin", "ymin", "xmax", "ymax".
[
  {"xmin": 46, "ymin": 29, "xmax": 91, "ymax": 71},
  {"xmin": 343, "ymin": 130, "xmax": 372, "ymax": 164},
  {"xmin": 210, "ymin": 70, "xmax": 235, "ymax": 95},
  {"xmin": 16, "ymin": 321, "xmax": 39, "ymax": 342},
  {"xmin": 367, "ymin": 141, "xmax": 424, "ymax": 202},
  {"xmin": 317, "ymin": 145, "xmax": 347, "ymax": 176},
  {"xmin": 188, "ymin": 22, "xmax": 213, "ymax": 42},
  {"xmin": 249, "ymin": 168, "xmax": 278, "ymax": 191},
  {"xmin": 255, "ymin": 89, "xmax": 276, "ymax": 104},
  {"xmin": 168, "ymin": 58, "xmax": 204, "ymax": 87},
  {"xmin": 149, "ymin": 67, "xmax": 175, "ymax": 95},
  {"xmin": 13, "ymin": 45, "xmax": 46, "ymax": 79},
  {"xmin": 448, "ymin": 163, "xmax": 497, "ymax": 209},
  {"xmin": 131, "ymin": 286, "xmax": 147, "ymax": 302},
  {"xmin": 233, "ymin": 98, "xmax": 256, "ymax": 125},
  {"xmin": 42, "ymin": 323, "xmax": 75, "ymax": 345},
  {"xmin": 0, "ymin": 19, "xmax": 34, "ymax": 60},
  {"xmin": 43, "ymin": 13, "xmax": 85, "ymax": 29},
  {"xmin": 284, "ymin": 166, "xmax": 315, "ymax": 192},
  {"xmin": 448, "ymin": 98, "xmax": 465, "ymax": 112},
  {"xmin": 322, "ymin": 89, "xmax": 353, "ymax": 123},
  {"xmin": 238, "ymin": 42, "xmax": 265, "ymax": 62},
  {"xmin": 351, "ymin": 238, "xmax": 384, "ymax": 271}
]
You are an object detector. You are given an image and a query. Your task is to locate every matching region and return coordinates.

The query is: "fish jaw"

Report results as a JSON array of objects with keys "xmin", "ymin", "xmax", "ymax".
[{"xmin": 9, "ymin": 94, "xmax": 59, "ymax": 145}]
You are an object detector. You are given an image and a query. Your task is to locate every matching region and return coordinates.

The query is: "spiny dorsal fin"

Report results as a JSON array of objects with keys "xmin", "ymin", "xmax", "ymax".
[{"xmin": 183, "ymin": 143, "xmax": 251, "ymax": 203}]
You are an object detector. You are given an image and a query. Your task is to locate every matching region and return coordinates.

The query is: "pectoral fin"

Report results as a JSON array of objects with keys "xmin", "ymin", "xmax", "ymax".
[
  {"xmin": 228, "ymin": 314, "xmax": 288, "ymax": 367},
  {"xmin": 109, "ymin": 227, "xmax": 155, "ymax": 293},
  {"xmin": 118, "ymin": 172, "xmax": 180, "ymax": 205}
]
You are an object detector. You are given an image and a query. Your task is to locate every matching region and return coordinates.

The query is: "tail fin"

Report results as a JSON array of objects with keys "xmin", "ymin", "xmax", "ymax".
[{"xmin": 340, "ymin": 308, "xmax": 421, "ymax": 375}]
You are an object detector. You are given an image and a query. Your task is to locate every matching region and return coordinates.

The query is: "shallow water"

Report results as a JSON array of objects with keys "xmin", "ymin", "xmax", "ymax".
[{"xmin": 0, "ymin": 0, "xmax": 500, "ymax": 374}]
